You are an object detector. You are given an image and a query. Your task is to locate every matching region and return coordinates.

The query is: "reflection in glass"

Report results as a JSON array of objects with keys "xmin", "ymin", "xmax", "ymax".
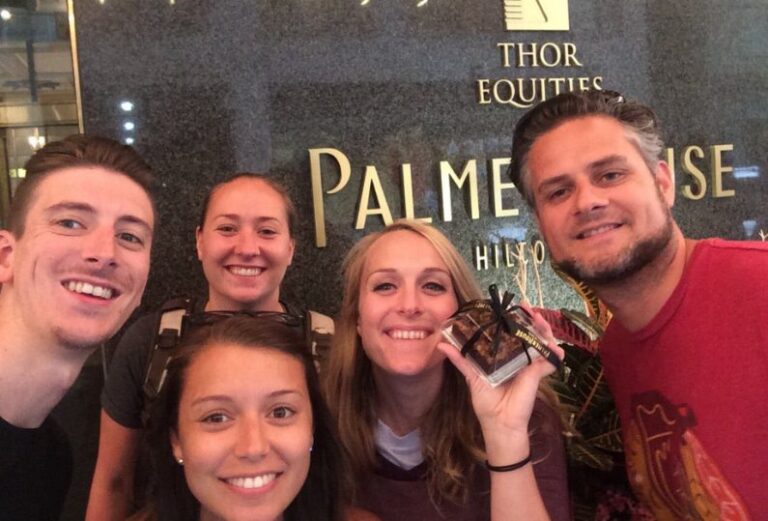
[{"xmin": 0, "ymin": 0, "xmax": 79, "ymax": 227}]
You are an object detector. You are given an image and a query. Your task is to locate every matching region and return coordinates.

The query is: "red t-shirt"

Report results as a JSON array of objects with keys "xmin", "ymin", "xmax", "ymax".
[{"xmin": 601, "ymin": 239, "xmax": 768, "ymax": 521}]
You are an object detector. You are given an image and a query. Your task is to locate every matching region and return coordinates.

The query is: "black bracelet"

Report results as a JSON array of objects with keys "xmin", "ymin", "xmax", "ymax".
[{"xmin": 485, "ymin": 454, "xmax": 531, "ymax": 472}]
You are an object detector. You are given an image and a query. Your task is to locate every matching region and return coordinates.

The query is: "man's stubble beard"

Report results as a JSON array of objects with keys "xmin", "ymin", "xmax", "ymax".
[{"xmin": 555, "ymin": 200, "xmax": 675, "ymax": 288}]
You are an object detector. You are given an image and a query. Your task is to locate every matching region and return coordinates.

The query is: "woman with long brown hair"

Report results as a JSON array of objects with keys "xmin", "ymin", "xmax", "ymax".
[{"xmin": 130, "ymin": 315, "xmax": 377, "ymax": 521}]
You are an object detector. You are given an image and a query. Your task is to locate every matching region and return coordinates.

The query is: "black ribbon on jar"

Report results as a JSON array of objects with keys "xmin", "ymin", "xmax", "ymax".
[{"xmin": 458, "ymin": 285, "xmax": 561, "ymax": 371}]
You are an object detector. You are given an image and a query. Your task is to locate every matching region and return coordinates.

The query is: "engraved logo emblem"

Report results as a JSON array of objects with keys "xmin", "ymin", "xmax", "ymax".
[{"xmin": 503, "ymin": 0, "xmax": 570, "ymax": 31}]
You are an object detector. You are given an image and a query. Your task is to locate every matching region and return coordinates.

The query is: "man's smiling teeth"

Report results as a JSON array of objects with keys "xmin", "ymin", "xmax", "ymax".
[
  {"xmin": 229, "ymin": 266, "xmax": 263, "ymax": 276},
  {"xmin": 390, "ymin": 330, "xmax": 428, "ymax": 340},
  {"xmin": 226, "ymin": 474, "xmax": 276, "ymax": 489},
  {"xmin": 579, "ymin": 224, "xmax": 619, "ymax": 239},
  {"xmin": 65, "ymin": 281, "xmax": 113, "ymax": 299}
]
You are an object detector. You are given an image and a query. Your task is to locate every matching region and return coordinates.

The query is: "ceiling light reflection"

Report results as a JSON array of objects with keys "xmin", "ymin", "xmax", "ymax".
[
  {"xmin": 27, "ymin": 136, "xmax": 46, "ymax": 149},
  {"xmin": 742, "ymin": 220, "xmax": 757, "ymax": 237},
  {"xmin": 733, "ymin": 166, "xmax": 760, "ymax": 179}
]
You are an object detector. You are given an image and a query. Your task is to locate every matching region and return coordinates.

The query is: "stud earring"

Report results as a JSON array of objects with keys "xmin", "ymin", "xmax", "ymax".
[{"xmin": 177, "ymin": 458, "xmax": 184, "ymax": 465}]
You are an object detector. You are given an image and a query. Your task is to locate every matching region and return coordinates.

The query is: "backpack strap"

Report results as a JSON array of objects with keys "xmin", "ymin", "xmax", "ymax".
[
  {"xmin": 305, "ymin": 309, "xmax": 335, "ymax": 370},
  {"xmin": 280, "ymin": 301, "xmax": 335, "ymax": 365},
  {"xmin": 141, "ymin": 296, "xmax": 197, "ymax": 425},
  {"xmin": 140, "ymin": 300, "xmax": 334, "ymax": 425}
]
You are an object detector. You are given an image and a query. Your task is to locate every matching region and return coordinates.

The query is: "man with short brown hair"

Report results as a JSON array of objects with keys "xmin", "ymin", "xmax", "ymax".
[
  {"xmin": 511, "ymin": 91, "xmax": 768, "ymax": 519},
  {"xmin": 0, "ymin": 135, "xmax": 156, "ymax": 520}
]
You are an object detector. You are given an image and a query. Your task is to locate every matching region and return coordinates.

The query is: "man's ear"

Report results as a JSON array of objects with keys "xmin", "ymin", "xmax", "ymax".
[
  {"xmin": 0, "ymin": 230, "xmax": 16, "ymax": 284},
  {"xmin": 654, "ymin": 161, "xmax": 675, "ymax": 207}
]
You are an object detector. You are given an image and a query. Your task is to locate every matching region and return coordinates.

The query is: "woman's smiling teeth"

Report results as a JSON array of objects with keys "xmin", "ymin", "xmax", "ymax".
[
  {"xmin": 389, "ymin": 329, "xmax": 428, "ymax": 340},
  {"xmin": 64, "ymin": 281, "xmax": 114, "ymax": 299},
  {"xmin": 226, "ymin": 473, "xmax": 277, "ymax": 489},
  {"xmin": 228, "ymin": 266, "xmax": 264, "ymax": 276}
]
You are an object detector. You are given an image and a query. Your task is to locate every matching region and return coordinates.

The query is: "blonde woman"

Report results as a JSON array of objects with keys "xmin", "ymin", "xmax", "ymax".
[{"xmin": 324, "ymin": 220, "xmax": 569, "ymax": 521}]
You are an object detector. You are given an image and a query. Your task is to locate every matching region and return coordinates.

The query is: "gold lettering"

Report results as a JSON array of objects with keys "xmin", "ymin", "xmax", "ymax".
[
  {"xmin": 504, "ymin": 242, "xmax": 516, "ymax": 267},
  {"xmin": 517, "ymin": 79, "xmax": 538, "ymax": 105},
  {"xmin": 515, "ymin": 43, "xmax": 539, "ymax": 67},
  {"xmin": 309, "ymin": 148, "xmax": 351, "ymax": 248},
  {"xmin": 507, "ymin": 241, "xmax": 527, "ymax": 267},
  {"xmin": 711, "ymin": 144, "xmax": 735, "ymax": 198},
  {"xmin": 475, "ymin": 243, "xmax": 489, "ymax": 270},
  {"xmin": 490, "ymin": 158, "xmax": 519, "ymax": 217},
  {"xmin": 497, "ymin": 42, "xmax": 514, "ymax": 67},
  {"xmin": 539, "ymin": 42, "xmax": 562, "ymax": 68},
  {"xmin": 537, "ymin": 77, "xmax": 547, "ymax": 99},
  {"xmin": 515, "ymin": 329, "xmax": 543, "ymax": 350},
  {"xmin": 490, "ymin": 79, "xmax": 536, "ymax": 108},
  {"xmin": 681, "ymin": 146, "xmax": 707, "ymax": 200},
  {"xmin": 496, "ymin": 42, "xmax": 582, "ymax": 69},
  {"xmin": 401, "ymin": 164, "xmax": 432, "ymax": 223},
  {"xmin": 492, "ymin": 79, "xmax": 516, "ymax": 105},
  {"xmin": 312, "ymin": 142, "xmax": 745, "ymax": 249},
  {"xmin": 563, "ymin": 43, "xmax": 582, "ymax": 67},
  {"xmin": 475, "ymin": 75, "xmax": 607, "ymax": 107},
  {"xmin": 440, "ymin": 160, "xmax": 479, "ymax": 222},
  {"xmin": 548, "ymin": 77, "xmax": 566, "ymax": 96},
  {"xmin": 355, "ymin": 166, "xmax": 393, "ymax": 229},
  {"xmin": 476, "ymin": 79, "xmax": 492, "ymax": 104}
]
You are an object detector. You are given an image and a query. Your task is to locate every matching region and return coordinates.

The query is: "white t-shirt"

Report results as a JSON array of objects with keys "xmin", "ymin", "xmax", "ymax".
[{"xmin": 374, "ymin": 418, "xmax": 424, "ymax": 470}]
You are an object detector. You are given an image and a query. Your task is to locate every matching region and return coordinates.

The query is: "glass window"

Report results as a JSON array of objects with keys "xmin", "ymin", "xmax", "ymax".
[{"xmin": 0, "ymin": 0, "xmax": 80, "ymax": 227}]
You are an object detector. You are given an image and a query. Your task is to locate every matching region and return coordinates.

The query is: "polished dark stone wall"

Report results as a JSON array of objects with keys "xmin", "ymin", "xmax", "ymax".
[
  {"xmin": 57, "ymin": 1, "xmax": 767, "ymax": 518},
  {"xmin": 71, "ymin": 0, "xmax": 767, "ymax": 318},
  {"xmin": 73, "ymin": 0, "xmax": 767, "ymax": 318}
]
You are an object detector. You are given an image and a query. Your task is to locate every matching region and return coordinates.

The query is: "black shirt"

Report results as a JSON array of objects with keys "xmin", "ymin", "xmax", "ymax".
[{"xmin": 0, "ymin": 414, "xmax": 73, "ymax": 520}]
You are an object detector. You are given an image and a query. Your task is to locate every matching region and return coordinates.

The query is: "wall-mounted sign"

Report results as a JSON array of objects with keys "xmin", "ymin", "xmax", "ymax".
[{"xmin": 503, "ymin": 0, "xmax": 569, "ymax": 31}]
